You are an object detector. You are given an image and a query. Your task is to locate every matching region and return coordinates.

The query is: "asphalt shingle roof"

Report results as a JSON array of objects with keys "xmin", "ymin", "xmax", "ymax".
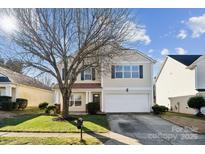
[
  {"xmin": 168, "ymin": 55, "xmax": 202, "ymax": 66},
  {"xmin": 0, "ymin": 66, "xmax": 51, "ymax": 91}
]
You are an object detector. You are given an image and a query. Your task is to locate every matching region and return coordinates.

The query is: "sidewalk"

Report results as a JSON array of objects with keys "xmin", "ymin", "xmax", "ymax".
[{"xmin": 0, "ymin": 131, "xmax": 141, "ymax": 145}]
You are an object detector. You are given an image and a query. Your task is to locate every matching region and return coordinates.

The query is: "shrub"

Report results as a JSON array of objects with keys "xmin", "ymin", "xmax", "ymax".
[
  {"xmin": 187, "ymin": 96, "xmax": 205, "ymax": 110},
  {"xmin": 16, "ymin": 98, "xmax": 28, "ymax": 110},
  {"xmin": 12, "ymin": 102, "xmax": 19, "ymax": 110},
  {"xmin": 0, "ymin": 96, "xmax": 13, "ymax": 111},
  {"xmin": 1, "ymin": 101, "xmax": 13, "ymax": 111},
  {"xmin": 152, "ymin": 104, "xmax": 168, "ymax": 115},
  {"xmin": 87, "ymin": 102, "xmax": 100, "ymax": 114},
  {"xmin": 0, "ymin": 96, "xmax": 12, "ymax": 102},
  {"xmin": 188, "ymin": 96, "xmax": 205, "ymax": 116},
  {"xmin": 45, "ymin": 105, "xmax": 56, "ymax": 115},
  {"xmin": 39, "ymin": 102, "xmax": 49, "ymax": 110}
]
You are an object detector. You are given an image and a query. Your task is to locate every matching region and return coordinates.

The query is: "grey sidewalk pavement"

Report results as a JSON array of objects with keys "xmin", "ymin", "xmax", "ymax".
[{"xmin": 0, "ymin": 131, "xmax": 141, "ymax": 145}]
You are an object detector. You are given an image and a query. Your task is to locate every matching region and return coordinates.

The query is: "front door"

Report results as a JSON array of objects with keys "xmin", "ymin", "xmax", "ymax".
[{"xmin": 93, "ymin": 94, "xmax": 100, "ymax": 103}]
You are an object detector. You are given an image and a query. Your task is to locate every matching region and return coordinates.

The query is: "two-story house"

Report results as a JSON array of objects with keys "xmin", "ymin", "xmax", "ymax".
[
  {"xmin": 155, "ymin": 55, "xmax": 203, "ymax": 114},
  {"xmin": 53, "ymin": 49, "xmax": 156, "ymax": 113}
]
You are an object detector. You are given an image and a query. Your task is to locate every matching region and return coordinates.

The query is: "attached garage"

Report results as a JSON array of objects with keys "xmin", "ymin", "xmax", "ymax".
[{"xmin": 104, "ymin": 93, "xmax": 150, "ymax": 113}]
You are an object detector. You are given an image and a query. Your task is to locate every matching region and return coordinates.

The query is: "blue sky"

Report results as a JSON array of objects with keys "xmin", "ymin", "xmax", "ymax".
[{"xmin": 126, "ymin": 9, "xmax": 205, "ymax": 76}]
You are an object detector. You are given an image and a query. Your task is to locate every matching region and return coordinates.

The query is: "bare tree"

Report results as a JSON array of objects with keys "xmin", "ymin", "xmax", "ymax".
[
  {"xmin": 6, "ymin": 58, "xmax": 24, "ymax": 73},
  {"xmin": 35, "ymin": 72, "xmax": 55, "ymax": 87},
  {"xmin": 0, "ymin": 9, "xmax": 132, "ymax": 119},
  {"xmin": 0, "ymin": 57, "xmax": 24, "ymax": 73}
]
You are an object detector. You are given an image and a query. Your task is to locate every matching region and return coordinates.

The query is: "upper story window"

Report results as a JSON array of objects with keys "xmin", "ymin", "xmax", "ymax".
[
  {"xmin": 84, "ymin": 68, "xmax": 92, "ymax": 80},
  {"xmin": 111, "ymin": 65, "xmax": 143, "ymax": 79},
  {"xmin": 81, "ymin": 68, "xmax": 95, "ymax": 80}
]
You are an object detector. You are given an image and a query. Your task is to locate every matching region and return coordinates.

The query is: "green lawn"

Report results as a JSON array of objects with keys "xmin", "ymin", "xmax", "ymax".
[
  {"xmin": 0, "ymin": 115, "xmax": 109, "ymax": 133},
  {"xmin": 0, "ymin": 136, "xmax": 102, "ymax": 145},
  {"xmin": 162, "ymin": 112, "xmax": 203, "ymax": 119}
]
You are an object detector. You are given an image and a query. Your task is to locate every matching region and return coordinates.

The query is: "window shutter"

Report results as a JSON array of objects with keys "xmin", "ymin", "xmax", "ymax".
[
  {"xmin": 81, "ymin": 71, "xmax": 84, "ymax": 80},
  {"xmin": 139, "ymin": 65, "xmax": 143, "ymax": 78},
  {"xmin": 111, "ymin": 65, "xmax": 115, "ymax": 79},
  {"xmin": 92, "ymin": 68, "xmax": 95, "ymax": 80},
  {"xmin": 62, "ymin": 68, "xmax": 65, "ymax": 80}
]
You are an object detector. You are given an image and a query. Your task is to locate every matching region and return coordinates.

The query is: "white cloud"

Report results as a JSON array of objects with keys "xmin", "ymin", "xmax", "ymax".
[
  {"xmin": 177, "ymin": 30, "xmax": 187, "ymax": 39},
  {"xmin": 187, "ymin": 14, "xmax": 205, "ymax": 38},
  {"xmin": 175, "ymin": 47, "xmax": 187, "ymax": 55},
  {"xmin": 126, "ymin": 21, "xmax": 151, "ymax": 45},
  {"xmin": 161, "ymin": 48, "xmax": 169, "ymax": 56}
]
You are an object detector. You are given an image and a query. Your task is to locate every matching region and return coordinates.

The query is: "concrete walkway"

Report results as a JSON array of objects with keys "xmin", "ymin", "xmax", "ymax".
[{"xmin": 0, "ymin": 131, "xmax": 141, "ymax": 145}]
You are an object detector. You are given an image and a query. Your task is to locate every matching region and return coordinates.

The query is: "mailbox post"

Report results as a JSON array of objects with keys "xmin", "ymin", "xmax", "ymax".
[{"xmin": 76, "ymin": 117, "xmax": 83, "ymax": 141}]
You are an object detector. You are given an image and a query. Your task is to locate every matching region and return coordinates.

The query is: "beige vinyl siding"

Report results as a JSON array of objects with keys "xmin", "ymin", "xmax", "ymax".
[
  {"xmin": 16, "ymin": 85, "xmax": 53, "ymax": 106},
  {"xmin": 57, "ymin": 90, "xmax": 86, "ymax": 112},
  {"xmin": 102, "ymin": 63, "xmax": 152, "ymax": 88},
  {"xmin": 57, "ymin": 62, "xmax": 101, "ymax": 84},
  {"xmin": 69, "ymin": 92, "xmax": 86, "ymax": 112}
]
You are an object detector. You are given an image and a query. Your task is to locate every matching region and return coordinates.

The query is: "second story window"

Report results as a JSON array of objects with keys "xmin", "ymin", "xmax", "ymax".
[
  {"xmin": 81, "ymin": 68, "xmax": 95, "ymax": 80},
  {"xmin": 112, "ymin": 65, "xmax": 143, "ymax": 79},
  {"xmin": 84, "ymin": 68, "xmax": 92, "ymax": 80}
]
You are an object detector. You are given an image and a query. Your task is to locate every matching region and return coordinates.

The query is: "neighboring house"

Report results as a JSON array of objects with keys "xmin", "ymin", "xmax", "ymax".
[
  {"xmin": 155, "ymin": 55, "xmax": 202, "ymax": 114},
  {"xmin": 0, "ymin": 66, "xmax": 53, "ymax": 106},
  {"xmin": 53, "ymin": 49, "xmax": 156, "ymax": 113}
]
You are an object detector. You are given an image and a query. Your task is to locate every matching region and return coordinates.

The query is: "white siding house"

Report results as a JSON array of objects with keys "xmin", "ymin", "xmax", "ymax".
[
  {"xmin": 188, "ymin": 55, "xmax": 205, "ymax": 94},
  {"xmin": 54, "ymin": 49, "xmax": 156, "ymax": 113},
  {"xmin": 155, "ymin": 55, "xmax": 202, "ymax": 114}
]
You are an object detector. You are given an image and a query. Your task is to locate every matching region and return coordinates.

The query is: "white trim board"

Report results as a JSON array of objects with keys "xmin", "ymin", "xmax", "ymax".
[{"xmin": 103, "ymin": 87, "xmax": 152, "ymax": 91}]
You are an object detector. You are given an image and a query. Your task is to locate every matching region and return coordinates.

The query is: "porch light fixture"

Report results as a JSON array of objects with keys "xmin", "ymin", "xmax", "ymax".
[{"xmin": 126, "ymin": 88, "xmax": 129, "ymax": 92}]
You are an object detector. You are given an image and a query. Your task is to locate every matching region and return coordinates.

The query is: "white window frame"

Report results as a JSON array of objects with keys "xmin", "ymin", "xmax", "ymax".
[
  {"xmin": 69, "ymin": 94, "xmax": 82, "ymax": 107},
  {"xmin": 114, "ymin": 65, "xmax": 140, "ymax": 79},
  {"xmin": 115, "ymin": 65, "xmax": 123, "ymax": 78},
  {"xmin": 131, "ymin": 65, "xmax": 140, "ymax": 78},
  {"xmin": 84, "ymin": 68, "xmax": 92, "ymax": 80}
]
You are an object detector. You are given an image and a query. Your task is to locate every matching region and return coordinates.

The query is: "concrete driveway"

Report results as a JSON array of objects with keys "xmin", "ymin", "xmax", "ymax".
[{"xmin": 107, "ymin": 114, "xmax": 205, "ymax": 145}]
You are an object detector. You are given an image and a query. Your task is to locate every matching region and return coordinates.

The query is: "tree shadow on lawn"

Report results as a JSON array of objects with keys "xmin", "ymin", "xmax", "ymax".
[
  {"xmin": 68, "ymin": 115, "xmax": 127, "ymax": 145},
  {"xmin": 0, "ymin": 114, "xmax": 128, "ymax": 144},
  {"xmin": 0, "ymin": 114, "xmax": 40, "ymax": 129},
  {"xmin": 68, "ymin": 114, "xmax": 109, "ymax": 132}
]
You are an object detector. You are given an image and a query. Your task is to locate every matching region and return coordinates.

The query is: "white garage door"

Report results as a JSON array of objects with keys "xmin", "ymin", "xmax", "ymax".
[{"xmin": 104, "ymin": 94, "xmax": 149, "ymax": 112}]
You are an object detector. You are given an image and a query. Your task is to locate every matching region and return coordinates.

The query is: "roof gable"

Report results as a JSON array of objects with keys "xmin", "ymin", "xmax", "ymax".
[
  {"xmin": 168, "ymin": 55, "xmax": 202, "ymax": 66},
  {"xmin": 155, "ymin": 55, "xmax": 201, "ymax": 82},
  {"xmin": 120, "ymin": 48, "xmax": 156, "ymax": 63}
]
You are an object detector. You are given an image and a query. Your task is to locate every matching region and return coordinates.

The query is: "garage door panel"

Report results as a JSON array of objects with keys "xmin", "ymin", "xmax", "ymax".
[{"xmin": 104, "ymin": 94, "xmax": 149, "ymax": 112}]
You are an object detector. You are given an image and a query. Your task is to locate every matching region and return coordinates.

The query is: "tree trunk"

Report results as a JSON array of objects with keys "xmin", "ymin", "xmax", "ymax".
[{"xmin": 61, "ymin": 89, "xmax": 71, "ymax": 119}]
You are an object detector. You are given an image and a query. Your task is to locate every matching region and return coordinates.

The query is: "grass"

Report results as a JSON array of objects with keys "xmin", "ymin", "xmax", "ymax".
[
  {"xmin": 161, "ymin": 112, "xmax": 205, "ymax": 134},
  {"xmin": 0, "ymin": 136, "xmax": 102, "ymax": 145},
  {"xmin": 0, "ymin": 114, "xmax": 109, "ymax": 133},
  {"xmin": 162, "ymin": 112, "xmax": 203, "ymax": 119}
]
